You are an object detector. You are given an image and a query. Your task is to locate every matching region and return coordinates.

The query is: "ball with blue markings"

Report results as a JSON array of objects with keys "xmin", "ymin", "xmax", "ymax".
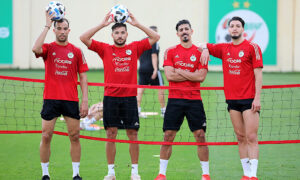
[
  {"xmin": 110, "ymin": 4, "xmax": 129, "ymax": 23},
  {"xmin": 46, "ymin": 1, "xmax": 65, "ymax": 21}
]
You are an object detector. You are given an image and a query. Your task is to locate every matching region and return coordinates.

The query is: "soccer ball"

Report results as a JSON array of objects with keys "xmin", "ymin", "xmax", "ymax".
[
  {"xmin": 46, "ymin": 1, "xmax": 65, "ymax": 21},
  {"xmin": 110, "ymin": 4, "xmax": 129, "ymax": 23}
]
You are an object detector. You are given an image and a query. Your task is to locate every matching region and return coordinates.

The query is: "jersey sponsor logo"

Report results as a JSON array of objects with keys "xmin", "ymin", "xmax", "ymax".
[
  {"xmin": 55, "ymin": 64, "xmax": 67, "ymax": 69},
  {"xmin": 239, "ymin": 50, "xmax": 244, "ymax": 57},
  {"xmin": 113, "ymin": 57, "xmax": 131, "ymax": 66},
  {"xmin": 190, "ymin": 55, "xmax": 196, "ymax": 62},
  {"xmin": 226, "ymin": 58, "xmax": 241, "ymax": 64},
  {"xmin": 68, "ymin": 52, "xmax": 74, "ymax": 59},
  {"xmin": 229, "ymin": 69, "xmax": 241, "ymax": 75},
  {"xmin": 175, "ymin": 61, "xmax": 194, "ymax": 68},
  {"xmin": 115, "ymin": 66, "xmax": 130, "ymax": 72},
  {"xmin": 55, "ymin": 70, "xmax": 68, "ymax": 76},
  {"xmin": 228, "ymin": 64, "xmax": 240, "ymax": 69},
  {"xmin": 126, "ymin": 49, "xmax": 132, "ymax": 55},
  {"xmin": 54, "ymin": 58, "xmax": 72, "ymax": 64}
]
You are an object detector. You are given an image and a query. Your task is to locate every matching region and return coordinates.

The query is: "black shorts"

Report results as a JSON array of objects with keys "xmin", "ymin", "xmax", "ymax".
[
  {"xmin": 226, "ymin": 99, "xmax": 256, "ymax": 113},
  {"xmin": 163, "ymin": 98, "xmax": 207, "ymax": 132},
  {"xmin": 41, "ymin": 99, "xmax": 80, "ymax": 120},
  {"xmin": 103, "ymin": 96, "xmax": 139, "ymax": 130},
  {"xmin": 138, "ymin": 71, "xmax": 164, "ymax": 86}
]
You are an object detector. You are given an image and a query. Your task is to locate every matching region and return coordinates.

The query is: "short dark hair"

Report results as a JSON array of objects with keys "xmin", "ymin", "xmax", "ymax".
[
  {"xmin": 112, "ymin": 23, "xmax": 127, "ymax": 31},
  {"xmin": 54, "ymin": 18, "xmax": 70, "ymax": 28},
  {"xmin": 176, "ymin": 19, "xmax": 191, "ymax": 31},
  {"xmin": 228, "ymin": 16, "xmax": 245, "ymax": 28},
  {"xmin": 150, "ymin": 25, "xmax": 157, "ymax": 31}
]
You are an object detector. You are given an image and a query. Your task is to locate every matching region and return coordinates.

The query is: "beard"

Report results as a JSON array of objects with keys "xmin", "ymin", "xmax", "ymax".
[
  {"xmin": 114, "ymin": 39, "xmax": 126, "ymax": 46},
  {"xmin": 182, "ymin": 34, "xmax": 189, "ymax": 42},
  {"xmin": 57, "ymin": 35, "xmax": 67, "ymax": 42},
  {"xmin": 231, "ymin": 33, "xmax": 242, "ymax": 40}
]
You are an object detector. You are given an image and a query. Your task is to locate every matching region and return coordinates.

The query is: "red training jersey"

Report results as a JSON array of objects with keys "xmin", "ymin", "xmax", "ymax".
[
  {"xmin": 35, "ymin": 42, "xmax": 89, "ymax": 101},
  {"xmin": 207, "ymin": 40, "xmax": 263, "ymax": 100},
  {"xmin": 163, "ymin": 44, "xmax": 208, "ymax": 100},
  {"xmin": 89, "ymin": 38, "xmax": 151, "ymax": 97}
]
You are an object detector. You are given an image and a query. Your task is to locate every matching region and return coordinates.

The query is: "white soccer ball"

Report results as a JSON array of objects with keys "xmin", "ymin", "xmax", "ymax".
[
  {"xmin": 110, "ymin": 4, "xmax": 129, "ymax": 23},
  {"xmin": 46, "ymin": 1, "xmax": 65, "ymax": 21}
]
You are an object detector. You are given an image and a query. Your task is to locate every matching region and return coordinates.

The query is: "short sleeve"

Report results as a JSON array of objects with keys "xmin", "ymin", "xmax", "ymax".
[
  {"xmin": 250, "ymin": 43, "xmax": 263, "ymax": 69},
  {"xmin": 77, "ymin": 49, "xmax": 89, "ymax": 73},
  {"xmin": 151, "ymin": 42, "xmax": 159, "ymax": 54},
  {"xmin": 88, "ymin": 39, "xmax": 108, "ymax": 58},
  {"xmin": 35, "ymin": 43, "xmax": 49, "ymax": 60},
  {"xmin": 135, "ymin": 38, "xmax": 152, "ymax": 57},
  {"xmin": 163, "ymin": 48, "xmax": 174, "ymax": 67},
  {"xmin": 207, "ymin": 43, "xmax": 224, "ymax": 59}
]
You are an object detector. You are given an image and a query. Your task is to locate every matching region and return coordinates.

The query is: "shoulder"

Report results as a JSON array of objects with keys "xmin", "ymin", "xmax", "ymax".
[{"xmin": 165, "ymin": 45, "xmax": 178, "ymax": 53}]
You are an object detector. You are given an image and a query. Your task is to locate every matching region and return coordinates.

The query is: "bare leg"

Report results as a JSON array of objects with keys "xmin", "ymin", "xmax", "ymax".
[
  {"xmin": 243, "ymin": 110, "xmax": 259, "ymax": 159},
  {"xmin": 193, "ymin": 129, "xmax": 209, "ymax": 161},
  {"xmin": 160, "ymin": 130, "xmax": 177, "ymax": 160},
  {"xmin": 106, "ymin": 127, "xmax": 118, "ymax": 164},
  {"xmin": 158, "ymin": 89, "xmax": 165, "ymax": 108},
  {"xmin": 137, "ymin": 88, "xmax": 145, "ymax": 108},
  {"xmin": 126, "ymin": 129, "xmax": 139, "ymax": 164},
  {"xmin": 230, "ymin": 110, "xmax": 248, "ymax": 159},
  {"xmin": 40, "ymin": 118, "xmax": 57, "ymax": 163},
  {"xmin": 64, "ymin": 116, "xmax": 81, "ymax": 162}
]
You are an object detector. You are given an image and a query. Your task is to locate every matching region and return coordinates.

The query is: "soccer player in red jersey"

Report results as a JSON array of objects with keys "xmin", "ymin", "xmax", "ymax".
[
  {"xmin": 32, "ymin": 12, "xmax": 89, "ymax": 180},
  {"xmin": 200, "ymin": 16, "xmax": 263, "ymax": 180},
  {"xmin": 80, "ymin": 11, "xmax": 159, "ymax": 180},
  {"xmin": 155, "ymin": 20, "xmax": 210, "ymax": 180}
]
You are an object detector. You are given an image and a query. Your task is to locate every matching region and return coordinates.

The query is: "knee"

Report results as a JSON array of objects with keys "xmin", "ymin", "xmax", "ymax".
[
  {"xmin": 106, "ymin": 129, "xmax": 118, "ymax": 139},
  {"xmin": 194, "ymin": 131, "xmax": 206, "ymax": 142},
  {"xmin": 127, "ymin": 130, "xmax": 138, "ymax": 141},
  {"xmin": 246, "ymin": 133, "xmax": 258, "ymax": 144},
  {"xmin": 41, "ymin": 131, "xmax": 53, "ymax": 144},
  {"xmin": 235, "ymin": 131, "xmax": 247, "ymax": 143},
  {"xmin": 163, "ymin": 132, "xmax": 176, "ymax": 142},
  {"xmin": 69, "ymin": 131, "xmax": 80, "ymax": 142}
]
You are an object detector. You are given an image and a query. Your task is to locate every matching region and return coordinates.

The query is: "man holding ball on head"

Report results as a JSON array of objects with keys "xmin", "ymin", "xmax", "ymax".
[
  {"xmin": 80, "ymin": 7, "xmax": 159, "ymax": 180},
  {"xmin": 32, "ymin": 8, "xmax": 89, "ymax": 180}
]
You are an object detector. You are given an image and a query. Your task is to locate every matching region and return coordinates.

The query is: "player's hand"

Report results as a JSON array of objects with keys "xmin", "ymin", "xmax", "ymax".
[
  {"xmin": 80, "ymin": 100, "xmax": 89, "ymax": 118},
  {"xmin": 151, "ymin": 69, "xmax": 158, "ymax": 79},
  {"xmin": 101, "ymin": 11, "xmax": 114, "ymax": 27},
  {"xmin": 45, "ymin": 11, "xmax": 54, "ymax": 28},
  {"xmin": 251, "ymin": 98, "xmax": 261, "ymax": 112},
  {"xmin": 126, "ymin": 11, "xmax": 140, "ymax": 27},
  {"xmin": 199, "ymin": 48, "xmax": 210, "ymax": 66}
]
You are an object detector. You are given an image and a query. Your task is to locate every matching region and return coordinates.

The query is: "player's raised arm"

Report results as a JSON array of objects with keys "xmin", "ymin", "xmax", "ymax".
[
  {"xmin": 80, "ymin": 11, "xmax": 113, "ymax": 48},
  {"xmin": 126, "ymin": 11, "xmax": 160, "ymax": 46},
  {"xmin": 32, "ymin": 11, "xmax": 54, "ymax": 54}
]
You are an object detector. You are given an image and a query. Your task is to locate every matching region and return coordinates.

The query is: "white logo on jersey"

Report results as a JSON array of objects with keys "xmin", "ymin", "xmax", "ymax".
[
  {"xmin": 190, "ymin": 55, "xmax": 196, "ymax": 62},
  {"xmin": 134, "ymin": 122, "xmax": 139, "ymax": 126},
  {"xmin": 112, "ymin": 53, "xmax": 116, "ymax": 56},
  {"xmin": 68, "ymin": 52, "xmax": 74, "ymax": 59},
  {"xmin": 52, "ymin": 52, "xmax": 56, "ymax": 56},
  {"xmin": 227, "ymin": 52, "xmax": 230, "ymax": 56},
  {"xmin": 175, "ymin": 55, "xmax": 179, "ymax": 58},
  {"xmin": 239, "ymin": 50, "xmax": 244, "ymax": 57},
  {"xmin": 202, "ymin": 123, "xmax": 206, "ymax": 127},
  {"xmin": 226, "ymin": 58, "xmax": 241, "ymax": 64},
  {"xmin": 126, "ymin": 49, "xmax": 132, "ymax": 55}
]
